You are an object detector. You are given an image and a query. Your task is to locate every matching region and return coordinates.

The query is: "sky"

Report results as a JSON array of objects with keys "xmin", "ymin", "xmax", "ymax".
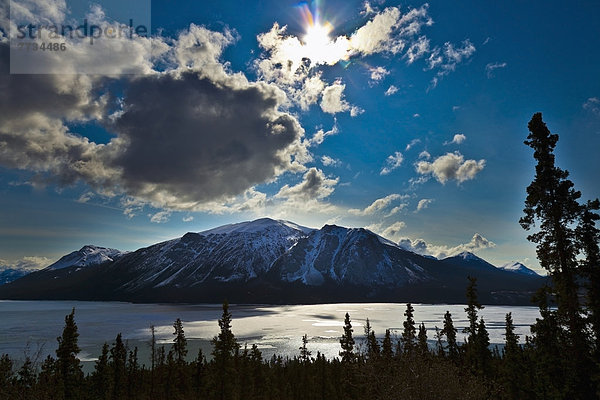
[{"xmin": 1, "ymin": 0, "xmax": 599, "ymax": 274}]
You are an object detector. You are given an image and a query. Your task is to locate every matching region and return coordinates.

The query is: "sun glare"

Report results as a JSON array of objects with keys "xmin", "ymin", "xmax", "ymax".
[{"xmin": 302, "ymin": 22, "xmax": 334, "ymax": 63}]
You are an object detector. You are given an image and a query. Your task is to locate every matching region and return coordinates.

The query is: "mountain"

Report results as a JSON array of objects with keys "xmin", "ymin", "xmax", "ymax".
[
  {"xmin": 0, "ymin": 218, "xmax": 546, "ymax": 305},
  {"xmin": 0, "ymin": 268, "xmax": 32, "ymax": 285},
  {"xmin": 499, "ymin": 262, "xmax": 540, "ymax": 276},
  {"xmin": 45, "ymin": 245, "xmax": 125, "ymax": 270}
]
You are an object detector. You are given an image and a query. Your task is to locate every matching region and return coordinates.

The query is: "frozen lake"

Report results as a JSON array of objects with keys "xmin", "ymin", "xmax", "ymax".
[{"xmin": 0, "ymin": 300, "xmax": 540, "ymax": 371}]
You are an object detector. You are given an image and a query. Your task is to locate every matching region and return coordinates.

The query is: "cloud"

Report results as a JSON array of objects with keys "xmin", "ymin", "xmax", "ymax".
[
  {"xmin": 349, "ymin": 193, "xmax": 407, "ymax": 216},
  {"xmin": 398, "ymin": 233, "xmax": 495, "ymax": 259},
  {"xmin": 444, "ymin": 133, "xmax": 466, "ymax": 145},
  {"xmin": 405, "ymin": 138, "xmax": 421, "ymax": 151},
  {"xmin": 150, "ymin": 211, "xmax": 171, "ymax": 224},
  {"xmin": 385, "ymin": 85, "xmax": 399, "ymax": 96},
  {"xmin": 183, "ymin": 216, "xmax": 194, "ymax": 222},
  {"xmin": 380, "ymin": 151, "xmax": 404, "ymax": 175},
  {"xmin": 405, "ymin": 36, "xmax": 430, "ymax": 64},
  {"xmin": 416, "ymin": 152, "xmax": 485, "ymax": 184},
  {"xmin": 369, "ymin": 66, "xmax": 390, "ymax": 82},
  {"xmin": 310, "ymin": 123, "xmax": 339, "ymax": 146},
  {"xmin": 321, "ymin": 155, "xmax": 342, "ymax": 167},
  {"xmin": 583, "ymin": 97, "xmax": 600, "ymax": 115},
  {"xmin": 428, "ymin": 40, "xmax": 476, "ymax": 87},
  {"xmin": 485, "ymin": 62, "xmax": 507, "ymax": 78},
  {"xmin": 418, "ymin": 150, "xmax": 431, "ymax": 160},
  {"xmin": 275, "ymin": 168, "xmax": 338, "ymax": 201},
  {"xmin": 0, "ymin": 256, "xmax": 52, "ymax": 271},
  {"xmin": 320, "ymin": 81, "xmax": 351, "ymax": 114},
  {"xmin": 366, "ymin": 221, "xmax": 407, "ymax": 241},
  {"xmin": 416, "ymin": 198, "xmax": 433, "ymax": 212}
]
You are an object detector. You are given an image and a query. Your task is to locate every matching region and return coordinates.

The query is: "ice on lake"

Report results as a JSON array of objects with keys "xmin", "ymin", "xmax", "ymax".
[{"xmin": 0, "ymin": 300, "xmax": 540, "ymax": 371}]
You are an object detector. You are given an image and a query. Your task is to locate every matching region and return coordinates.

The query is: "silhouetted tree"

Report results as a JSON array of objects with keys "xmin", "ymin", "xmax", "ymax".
[
  {"xmin": 299, "ymin": 334, "xmax": 311, "ymax": 363},
  {"xmin": 401, "ymin": 303, "xmax": 417, "ymax": 355},
  {"xmin": 110, "ymin": 333, "xmax": 127, "ymax": 400},
  {"xmin": 92, "ymin": 342, "xmax": 112, "ymax": 400},
  {"xmin": 55, "ymin": 308, "xmax": 83, "ymax": 400},
  {"xmin": 211, "ymin": 301, "xmax": 239, "ymax": 400},
  {"xmin": 521, "ymin": 112, "xmax": 593, "ymax": 396},
  {"xmin": 339, "ymin": 313, "xmax": 356, "ymax": 363},
  {"xmin": 417, "ymin": 323, "xmax": 428, "ymax": 356},
  {"xmin": 441, "ymin": 311, "xmax": 459, "ymax": 360}
]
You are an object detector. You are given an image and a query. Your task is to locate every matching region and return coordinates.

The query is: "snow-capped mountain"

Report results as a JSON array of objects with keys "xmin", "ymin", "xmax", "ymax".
[
  {"xmin": 0, "ymin": 218, "xmax": 545, "ymax": 305},
  {"xmin": 0, "ymin": 267, "xmax": 31, "ymax": 285},
  {"xmin": 272, "ymin": 225, "xmax": 430, "ymax": 286},
  {"xmin": 112, "ymin": 218, "xmax": 311, "ymax": 291},
  {"xmin": 499, "ymin": 262, "xmax": 540, "ymax": 276},
  {"xmin": 45, "ymin": 245, "xmax": 125, "ymax": 270}
]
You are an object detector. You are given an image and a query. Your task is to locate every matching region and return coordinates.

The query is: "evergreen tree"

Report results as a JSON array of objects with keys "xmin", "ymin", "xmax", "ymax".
[
  {"xmin": 172, "ymin": 318, "xmax": 187, "ymax": 365},
  {"xmin": 521, "ymin": 112, "xmax": 593, "ymax": 396},
  {"xmin": 382, "ymin": 329, "xmax": 393, "ymax": 360},
  {"xmin": 441, "ymin": 311, "xmax": 459, "ymax": 360},
  {"xmin": 55, "ymin": 308, "xmax": 83, "ymax": 400},
  {"xmin": 502, "ymin": 312, "xmax": 524, "ymax": 400},
  {"xmin": 464, "ymin": 277, "xmax": 483, "ymax": 344},
  {"xmin": 211, "ymin": 300, "xmax": 240, "ymax": 400},
  {"xmin": 417, "ymin": 323, "xmax": 428, "ymax": 356},
  {"xmin": 577, "ymin": 199, "xmax": 600, "ymax": 353},
  {"xmin": 127, "ymin": 347, "xmax": 139, "ymax": 400},
  {"xmin": 110, "ymin": 333, "xmax": 127, "ymax": 400},
  {"xmin": 92, "ymin": 342, "xmax": 112, "ymax": 400},
  {"xmin": 401, "ymin": 303, "xmax": 417, "ymax": 355},
  {"xmin": 339, "ymin": 313, "xmax": 356, "ymax": 363},
  {"xmin": 476, "ymin": 318, "xmax": 491, "ymax": 374},
  {"xmin": 299, "ymin": 334, "xmax": 311, "ymax": 363},
  {"xmin": 0, "ymin": 354, "xmax": 13, "ymax": 399}
]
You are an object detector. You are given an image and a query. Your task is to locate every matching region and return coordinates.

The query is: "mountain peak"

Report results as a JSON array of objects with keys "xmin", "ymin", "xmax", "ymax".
[
  {"xmin": 499, "ymin": 261, "xmax": 540, "ymax": 276},
  {"xmin": 201, "ymin": 218, "xmax": 313, "ymax": 235},
  {"xmin": 45, "ymin": 245, "xmax": 124, "ymax": 270}
]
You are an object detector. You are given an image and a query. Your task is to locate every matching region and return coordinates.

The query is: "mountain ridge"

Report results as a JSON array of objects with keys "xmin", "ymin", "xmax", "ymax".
[{"xmin": 0, "ymin": 218, "xmax": 545, "ymax": 304}]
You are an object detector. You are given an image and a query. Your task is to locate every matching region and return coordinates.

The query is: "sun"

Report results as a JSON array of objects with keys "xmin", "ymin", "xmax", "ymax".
[{"xmin": 302, "ymin": 22, "xmax": 334, "ymax": 63}]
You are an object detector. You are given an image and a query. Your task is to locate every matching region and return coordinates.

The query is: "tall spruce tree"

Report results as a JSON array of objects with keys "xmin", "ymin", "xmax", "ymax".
[
  {"xmin": 55, "ymin": 308, "xmax": 83, "ymax": 400},
  {"xmin": 339, "ymin": 313, "xmax": 356, "ymax": 363},
  {"xmin": 211, "ymin": 300, "xmax": 240, "ymax": 400},
  {"xmin": 173, "ymin": 318, "xmax": 187, "ymax": 365},
  {"xmin": 401, "ymin": 303, "xmax": 417, "ymax": 355},
  {"xmin": 521, "ymin": 112, "xmax": 593, "ymax": 396},
  {"xmin": 93, "ymin": 342, "xmax": 112, "ymax": 400},
  {"xmin": 440, "ymin": 311, "xmax": 459, "ymax": 360},
  {"xmin": 299, "ymin": 334, "xmax": 311, "ymax": 363},
  {"xmin": 417, "ymin": 323, "xmax": 428, "ymax": 356},
  {"xmin": 110, "ymin": 333, "xmax": 127, "ymax": 400}
]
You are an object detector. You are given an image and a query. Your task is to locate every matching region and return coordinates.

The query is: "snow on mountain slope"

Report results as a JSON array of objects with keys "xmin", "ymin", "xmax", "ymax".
[
  {"xmin": 272, "ymin": 225, "xmax": 431, "ymax": 286},
  {"xmin": 45, "ymin": 245, "xmax": 125, "ymax": 270},
  {"xmin": 499, "ymin": 262, "xmax": 540, "ymax": 276},
  {"xmin": 113, "ymin": 218, "xmax": 311, "ymax": 290}
]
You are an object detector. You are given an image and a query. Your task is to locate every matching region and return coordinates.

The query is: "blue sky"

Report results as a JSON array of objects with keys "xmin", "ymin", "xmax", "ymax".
[{"xmin": 1, "ymin": 0, "xmax": 599, "ymax": 273}]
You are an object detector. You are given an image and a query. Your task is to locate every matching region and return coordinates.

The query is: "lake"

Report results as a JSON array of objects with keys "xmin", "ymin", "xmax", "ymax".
[{"xmin": 0, "ymin": 300, "xmax": 540, "ymax": 372}]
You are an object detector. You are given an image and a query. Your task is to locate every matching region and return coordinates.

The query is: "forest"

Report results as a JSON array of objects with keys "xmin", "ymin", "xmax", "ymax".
[{"xmin": 0, "ymin": 113, "xmax": 598, "ymax": 400}]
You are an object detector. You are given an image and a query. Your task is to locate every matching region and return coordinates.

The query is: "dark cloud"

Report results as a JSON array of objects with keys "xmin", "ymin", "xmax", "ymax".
[{"xmin": 110, "ymin": 71, "xmax": 305, "ymax": 207}]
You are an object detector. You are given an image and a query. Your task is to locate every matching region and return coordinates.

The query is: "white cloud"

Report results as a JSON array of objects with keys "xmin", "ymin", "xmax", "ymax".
[
  {"xmin": 416, "ymin": 152, "xmax": 485, "ymax": 184},
  {"xmin": 310, "ymin": 123, "xmax": 339, "ymax": 146},
  {"xmin": 418, "ymin": 150, "xmax": 431, "ymax": 159},
  {"xmin": 416, "ymin": 198, "xmax": 433, "ymax": 212},
  {"xmin": 369, "ymin": 66, "xmax": 390, "ymax": 82},
  {"xmin": 366, "ymin": 221, "xmax": 407, "ymax": 242},
  {"xmin": 380, "ymin": 151, "xmax": 404, "ymax": 175},
  {"xmin": 398, "ymin": 233, "xmax": 495, "ymax": 259},
  {"xmin": 183, "ymin": 216, "xmax": 194, "ymax": 222},
  {"xmin": 444, "ymin": 133, "xmax": 466, "ymax": 145},
  {"xmin": 320, "ymin": 81, "xmax": 350, "ymax": 114},
  {"xmin": 349, "ymin": 193, "xmax": 407, "ymax": 216},
  {"xmin": 583, "ymin": 97, "xmax": 600, "ymax": 115},
  {"xmin": 485, "ymin": 62, "xmax": 507, "ymax": 78},
  {"xmin": 405, "ymin": 36, "xmax": 430, "ymax": 64},
  {"xmin": 405, "ymin": 138, "xmax": 421, "ymax": 151},
  {"xmin": 0, "ymin": 256, "xmax": 53, "ymax": 271},
  {"xmin": 275, "ymin": 168, "xmax": 338, "ymax": 201},
  {"xmin": 413, "ymin": 113, "xmax": 420, "ymax": 118},
  {"xmin": 385, "ymin": 85, "xmax": 399, "ymax": 96},
  {"xmin": 150, "ymin": 211, "xmax": 171, "ymax": 224},
  {"xmin": 321, "ymin": 155, "xmax": 342, "ymax": 167}
]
